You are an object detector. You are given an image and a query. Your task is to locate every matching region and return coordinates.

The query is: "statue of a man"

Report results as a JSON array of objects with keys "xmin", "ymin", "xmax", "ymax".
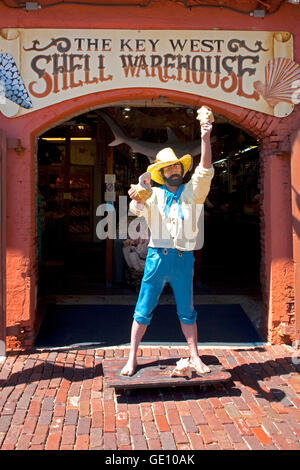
[{"xmin": 121, "ymin": 109, "xmax": 215, "ymax": 376}]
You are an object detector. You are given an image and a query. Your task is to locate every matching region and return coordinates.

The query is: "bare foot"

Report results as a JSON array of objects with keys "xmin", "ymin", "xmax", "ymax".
[
  {"xmin": 190, "ymin": 357, "xmax": 211, "ymax": 375},
  {"xmin": 120, "ymin": 359, "xmax": 137, "ymax": 376}
]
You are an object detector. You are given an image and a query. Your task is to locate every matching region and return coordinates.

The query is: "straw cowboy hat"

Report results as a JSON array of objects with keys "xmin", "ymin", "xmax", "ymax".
[{"xmin": 147, "ymin": 148, "xmax": 192, "ymax": 185}]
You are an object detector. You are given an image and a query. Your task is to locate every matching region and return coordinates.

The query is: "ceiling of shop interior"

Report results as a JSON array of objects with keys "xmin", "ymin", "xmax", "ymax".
[
  {"xmin": 62, "ymin": 105, "xmax": 229, "ymax": 135},
  {"xmin": 42, "ymin": 105, "xmax": 258, "ymax": 166}
]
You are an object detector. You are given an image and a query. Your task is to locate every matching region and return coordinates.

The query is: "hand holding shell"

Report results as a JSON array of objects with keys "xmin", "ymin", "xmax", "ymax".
[
  {"xmin": 196, "ymin": 105, "xmax": 215, "ymax": 125},
  {"xmin": 129, "ymin": 172, "xmax": 152, "ymax": 203}
]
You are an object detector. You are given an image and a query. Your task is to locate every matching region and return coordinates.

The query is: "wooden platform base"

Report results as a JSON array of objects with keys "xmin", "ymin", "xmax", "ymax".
[{"xmin": 102, "ymin": 357, "xmax": 231, "ymax": 391}]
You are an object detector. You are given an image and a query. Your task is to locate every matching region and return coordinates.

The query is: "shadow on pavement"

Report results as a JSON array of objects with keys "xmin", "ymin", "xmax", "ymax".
[{"xmin": 1, "ymin": 349, "xmax": 298, "ymax": 406}]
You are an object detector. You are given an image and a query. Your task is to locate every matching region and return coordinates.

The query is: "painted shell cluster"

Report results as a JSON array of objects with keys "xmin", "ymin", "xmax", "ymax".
[
  {"xmin": 0, "ymin": 52, "xmax": 32, "ymax": 109},
  {"xmin": 254, "ymin": 57, "xmax": 300, "ymax": 108}
]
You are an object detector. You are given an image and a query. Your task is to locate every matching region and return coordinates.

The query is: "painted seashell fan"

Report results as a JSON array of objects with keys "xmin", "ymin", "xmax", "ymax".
[{"xmin": 253, "ymin": 57, "xmax": 300, "ymax": 108}]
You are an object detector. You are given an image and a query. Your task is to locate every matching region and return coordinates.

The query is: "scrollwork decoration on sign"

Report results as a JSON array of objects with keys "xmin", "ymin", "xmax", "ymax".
[
  {"xmin": 227, "ymin": 39, "xmax": 269, "ymax": 53},
  {"xmin": 23, "ymin": 37, "xmax": 71, "ymax": 53}
]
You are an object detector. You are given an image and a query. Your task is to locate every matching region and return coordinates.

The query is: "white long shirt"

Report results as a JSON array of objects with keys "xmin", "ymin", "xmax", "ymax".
[{"xmin": 129, "ymin": 164, "xmax": 214, "ymax": 251}]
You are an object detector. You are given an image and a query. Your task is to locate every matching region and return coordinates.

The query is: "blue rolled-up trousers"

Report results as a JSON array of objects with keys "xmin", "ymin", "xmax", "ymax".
[{"xmin": 133, "ymin": 247, "xmax": 197, "ymax": 326}]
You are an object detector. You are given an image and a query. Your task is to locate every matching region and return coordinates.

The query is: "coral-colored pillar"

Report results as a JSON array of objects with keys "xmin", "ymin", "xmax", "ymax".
[
  {"xmin": 291, "ymin": 129, "xmax": 300, "ymax": 344},
  {"xmin": 0, "ymin": 129, "xmax": 6, "ymax": 358},
  {"xmin": 5, "ymin": 124, "xmax": 37, "ymax": 349},
  {"xmin": 263, "ymin": 144, "xmax": 294, "ymax": 344}
]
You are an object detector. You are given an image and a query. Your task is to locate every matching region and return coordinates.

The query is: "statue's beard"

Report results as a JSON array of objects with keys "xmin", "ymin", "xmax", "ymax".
[{"xmin": 163, "ymin": 174, "xmax": 183, "ymax": 186}]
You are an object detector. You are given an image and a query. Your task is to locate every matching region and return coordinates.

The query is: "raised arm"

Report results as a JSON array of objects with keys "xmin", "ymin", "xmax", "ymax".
[
  {"xmin": 200, "ymin": 122, "xmax": 213, "ymax": 169},
  {"xmin": 189, "ymin": 116, "xmax": 214, "ymax": 203}
]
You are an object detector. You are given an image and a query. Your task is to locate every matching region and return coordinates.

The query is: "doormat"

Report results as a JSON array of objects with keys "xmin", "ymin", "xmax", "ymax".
[{"xmin": 34, "ymin": 303, "xmax": 263, "ymax": 348}]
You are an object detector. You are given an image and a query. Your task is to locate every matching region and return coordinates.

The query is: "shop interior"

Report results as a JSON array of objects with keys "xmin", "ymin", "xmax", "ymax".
[{"xmin": 37, "ymin": 105, "xmax": 261, "ymax": 301}]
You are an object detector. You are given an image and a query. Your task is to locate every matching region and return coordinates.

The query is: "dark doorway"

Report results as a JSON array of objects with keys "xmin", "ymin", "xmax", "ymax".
[{"xmin": 36, "ymin": 105, "xmax": 263, "ymax": 345}]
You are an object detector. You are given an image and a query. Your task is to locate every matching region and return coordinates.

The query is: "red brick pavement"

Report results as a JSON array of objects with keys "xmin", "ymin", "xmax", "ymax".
[{"xmin": 0, "ymin": 344, "xmax": 300, "ymax": 450}]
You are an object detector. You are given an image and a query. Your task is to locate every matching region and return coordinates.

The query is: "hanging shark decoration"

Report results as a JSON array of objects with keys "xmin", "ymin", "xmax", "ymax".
[
  {"xmin": 0, "ymin": 53, "xmax": 32, "ymax": 109},
  {"xmin": 99, "ymin": 112, "xmax": 214, "ymax": 163}
]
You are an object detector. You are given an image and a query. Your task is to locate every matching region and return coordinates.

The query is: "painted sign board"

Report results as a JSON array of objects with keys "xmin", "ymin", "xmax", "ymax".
[{"xmin": 0, "ymin": 29, "xmax": 300, "ymax": 118}]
